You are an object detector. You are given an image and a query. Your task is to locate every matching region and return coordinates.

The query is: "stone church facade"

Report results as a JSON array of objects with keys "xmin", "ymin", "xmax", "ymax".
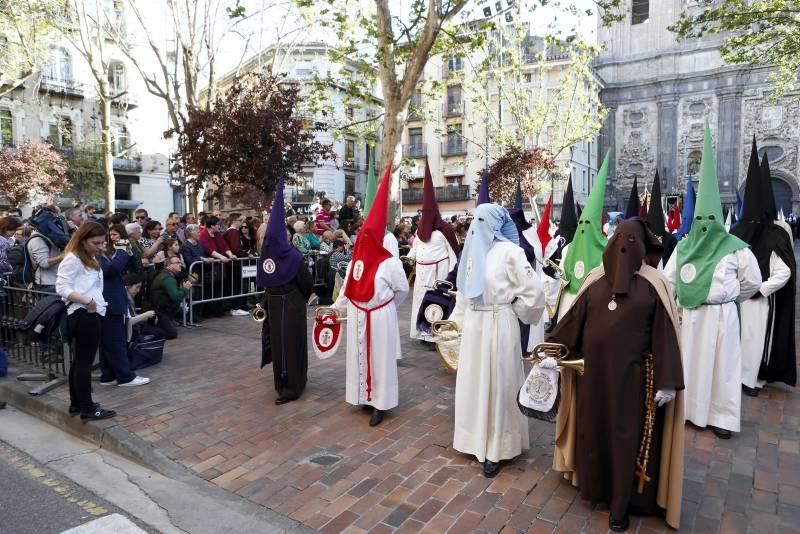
[{"xmin": 595, "ymin": 0, "xmax": 800, "ymax": 214}]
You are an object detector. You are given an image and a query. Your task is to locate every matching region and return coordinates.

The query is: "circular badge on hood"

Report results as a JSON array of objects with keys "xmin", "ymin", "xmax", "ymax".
[
  {"xmin": 574, "ymin": 260, "xmax": 585, "ymax": 279},
  {"xmin": 352, "ymin": 260, "xmax": 365, "ymax": 280},
  {"xmin": 263, "ymin": 258, "xmax": 276, "ymax": 274},
  {"xmin": 680, "ymin": 263, "xmax": 697, "ymax": 284}
]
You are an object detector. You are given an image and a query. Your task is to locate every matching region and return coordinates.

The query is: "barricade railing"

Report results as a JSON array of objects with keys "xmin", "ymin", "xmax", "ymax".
[
  {"xmin": 184, "ymin": 256, "xmax": 263, "ymax": 326},
  {"xmin": 0, "ymin": 275, "xmax": 71, "ymax": 396}
]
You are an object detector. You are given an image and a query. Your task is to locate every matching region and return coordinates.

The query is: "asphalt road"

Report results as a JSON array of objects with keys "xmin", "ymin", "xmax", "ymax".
[{"xmin": 0, "ymin": 439, "xmax": 147, "ymax": 534}]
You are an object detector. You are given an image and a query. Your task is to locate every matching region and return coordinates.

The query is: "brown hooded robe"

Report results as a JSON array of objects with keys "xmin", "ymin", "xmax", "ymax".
[{"xmin": 548, "ymin": 221, "xmax": 685, "ymax": 529}]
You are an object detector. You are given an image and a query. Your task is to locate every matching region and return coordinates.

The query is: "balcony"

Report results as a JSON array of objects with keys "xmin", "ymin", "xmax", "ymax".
[
  {"xmin": 56, "ymin": 147, "xmax": 143, "ymax": 172},
  {"xmin": 407, "ymin": 105, "xmax": 423, "ymax": 122},
  {"xmin": 40, "ymin": 76, "xmax": 84, "ymax": 98},
  {"xmin": 441, "ymin": 141, "xmax": 467, "ymax": 157},
  {"xmin": 113, "ymin": 157, "xmax": 142, "ymax": 171},
  {"xmin": 442, "ymin": 101, "xmax": 464, "ymax": 118},
  {"xmin": 403, "ymin": 144, "xmax": 428, "ymax": 158},
  {"xmin": 110, "ymin": 91, "xmax": 139, "ymax": 109},
  {"xmin": 442, "ymin": 64, "xmax": 463, "ymax": 80},
  {"xmin": 343, "ymin": 158, "xmax": 365, "ymax": 171},
  {"xmin": 402, "ymin": 184, "xmax": 471, "ymax": 204}
]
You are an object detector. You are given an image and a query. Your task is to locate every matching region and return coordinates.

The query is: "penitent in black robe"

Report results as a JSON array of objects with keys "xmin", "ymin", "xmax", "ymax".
[
  {"xmin": 547, "ymin": 275, "xmax": 684, "ymax": 520},
  {"xmin": 261, "ymin": 266, "xmax": 314, "ymax": 400}
]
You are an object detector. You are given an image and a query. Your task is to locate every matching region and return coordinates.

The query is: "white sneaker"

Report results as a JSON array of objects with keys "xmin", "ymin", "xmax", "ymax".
[
  {"xmin": 230, "ymin": 309, "xmax": 249, "ymax": 316},
  {"xmin": 119, "ymin": 376, "xmax": 150, "ymax": 387},
  {"xmin": 307, "ymin": 295, "xmax": 319, "ymax": 306},
  {"xmin": 100, "ymin": 380, "xmax": 117, "ymax": 386}
]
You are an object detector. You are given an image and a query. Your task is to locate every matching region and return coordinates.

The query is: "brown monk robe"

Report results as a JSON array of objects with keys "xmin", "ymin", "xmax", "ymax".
[{"xmin": 547, "ymin": 219, "xmax": 685, "ymax": 531}]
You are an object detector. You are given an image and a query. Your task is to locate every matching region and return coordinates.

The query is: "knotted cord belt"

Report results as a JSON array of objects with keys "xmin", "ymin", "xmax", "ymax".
[
  {"xmin": 416, "ymin": 256, "xmax": 449, "ymax": 273},
  {"xmin": 351, "ymin": 298, "xmax": 394, "ymax": 401}
]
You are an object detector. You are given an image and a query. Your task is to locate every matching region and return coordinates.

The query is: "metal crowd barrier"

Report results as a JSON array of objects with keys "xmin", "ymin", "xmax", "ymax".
[
  {"xmin": 184, "ymin": 256, "xmax": 263, "ymax": 326},
  {"xmin": 0, "ymin": 276, "xmax": 71, "ymax": 396}
]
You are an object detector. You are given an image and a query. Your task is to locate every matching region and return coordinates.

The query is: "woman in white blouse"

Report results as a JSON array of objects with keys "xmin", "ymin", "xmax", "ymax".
[{"xmin": 56, "ymin": 222, "xmax": 117, "ymax": 421}]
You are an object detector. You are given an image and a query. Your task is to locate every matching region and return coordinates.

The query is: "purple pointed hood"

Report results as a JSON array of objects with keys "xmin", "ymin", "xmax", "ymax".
[{"xmin": 257, "ymin": 177, "xmax": 304, "ymax": 287}]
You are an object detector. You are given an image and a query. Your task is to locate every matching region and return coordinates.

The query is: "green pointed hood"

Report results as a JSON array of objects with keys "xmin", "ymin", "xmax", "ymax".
[
  {"xmin": 676, "ymin": 123, "xmax": 747, "ymax": 309},
  {"xmin": 563, "ymin": 150, "xmax": 610, "ymax": 294},
  {"xmin": 363, "ymin": 152, "xmax": 377, "ymax": 217}
]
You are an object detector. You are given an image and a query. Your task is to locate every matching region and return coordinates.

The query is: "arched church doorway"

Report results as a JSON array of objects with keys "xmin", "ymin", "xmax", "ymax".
[{"xmin": 771, "ymin": 177, "xmax": 793, "ymax": 215}]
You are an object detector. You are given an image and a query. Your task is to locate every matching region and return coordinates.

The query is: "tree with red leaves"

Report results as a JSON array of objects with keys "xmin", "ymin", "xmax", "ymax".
[
  {"xmin": 0, "ymin": 142, "xmax": 70, "ymax": 208},
  {"xmin": 477, "ymin": 146, "xmax": 557, "ymax": 206},
  {"xmin": 176, "ymin": 72, "xmax": 336, "ymax": 207}
]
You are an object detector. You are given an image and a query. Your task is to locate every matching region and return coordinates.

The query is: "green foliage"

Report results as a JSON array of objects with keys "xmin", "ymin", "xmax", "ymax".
[
  {"xmin": 0, "ymin": 0, "xmax": 61, "ymax": 96},
  {"xmin": 670, "ymin": 0, "xmax": 800, "ymax": 96},
  {"xmin": 62, "ymin": 142, "xmax": 106, "ymax": 203}
]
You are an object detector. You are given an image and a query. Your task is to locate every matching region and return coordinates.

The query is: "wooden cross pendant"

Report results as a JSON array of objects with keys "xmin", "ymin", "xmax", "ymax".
[{"xmin": 635, "ymin": 469, "xmax": 651, "ymax": 494}]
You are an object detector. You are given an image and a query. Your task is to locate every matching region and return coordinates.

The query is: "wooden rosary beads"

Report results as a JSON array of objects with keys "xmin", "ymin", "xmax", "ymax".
[{"xmin": 635, "ymin": 354, "xmax": 656, "ymax": 494}]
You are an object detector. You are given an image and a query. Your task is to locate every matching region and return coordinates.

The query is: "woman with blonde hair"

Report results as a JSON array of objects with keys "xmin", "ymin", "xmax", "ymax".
[{"xmin": 56, "ymin": 222, "xmax": 116, "ymax": 421}]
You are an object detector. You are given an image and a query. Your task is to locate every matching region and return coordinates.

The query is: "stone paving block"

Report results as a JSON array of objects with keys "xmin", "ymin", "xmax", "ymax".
[{"xmin": 31, "ymin": 295, "xmax": 794, "ymax": 534}]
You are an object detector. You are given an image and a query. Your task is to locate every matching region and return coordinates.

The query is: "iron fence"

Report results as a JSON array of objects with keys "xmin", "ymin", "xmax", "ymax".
[
  {"xmin": 0, "ymin": 276, "xmax": 71, "ymax": 395},
  {"xmin": 184, "ymin": 256, "xmax": 264, "ymax": 325}
]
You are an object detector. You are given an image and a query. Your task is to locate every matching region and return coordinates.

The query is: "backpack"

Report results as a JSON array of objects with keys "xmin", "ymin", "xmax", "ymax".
[
  {"xmin": 8, "ymin": 234, "xmax": 53, "ymax": 286},
  {"xmin": 18, "ymin": 294, "xmax": 67, "ymax": 342},
  {"xmin": 128, "ymin": 327, "xmax": 165, "ymax": 370}
]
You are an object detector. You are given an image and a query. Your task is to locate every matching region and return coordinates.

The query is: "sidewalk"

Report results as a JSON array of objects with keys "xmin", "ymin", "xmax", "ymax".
[{"xmin": 4, "ymin": 297, "xmax": 800, "ymax": 533}]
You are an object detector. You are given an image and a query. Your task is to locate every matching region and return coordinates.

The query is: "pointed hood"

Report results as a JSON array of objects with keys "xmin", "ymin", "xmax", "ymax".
[
  {"xmin": 477, "ymin": 170, "xmax": 490, "ymax": 205},
  {"xmin": 675, "ymin": 179, "xmax": 695, "ymax": 238},
  {"xmin": 647, "ymin": 171, "xmax": 677, "ymax": 263},
  {"xmin": 676, "ymin": 123, "xmax": 747, "ymax": 309},
  {"xmin": 514, "ymin": 177, "xmax": 523, "ymax": 210},
  {"xmin": 537, "ymin": 193, "xmax": 553, "ymax": 252},
  {"xmin": 257, "ymin": 177, "xmax": 304, "ymax": 287},
  {"xmin": 563, "ymin": 150, "xmax": 610, "ymax": 294},
  {"xmin": 558, "ymin": 178, "xmax": 577, "ymax": 244},
  {"xmin": 625, "ymin": 176, "xmax": 641, "ymax": 219},
  {"xmin": 739, "ymin": 137, "xmax": 767, "ymax": 224},
  {"xmin": 362, "ymin": 152, "xmax": 377, "ymax": 217},
  {"xmin": 736, "ymin": 190, "xmax": 744, "ymax": 222},
  {"xmin": 344, "ymin": 163, "xmax": 394, "ymax": 302},
  {"xmin": 417, "ymin": 159, "xmax": 461, "ymax": 252},
  {"xmin": 760, "ymin": 153, "xmax": 778, "ymax": 221}
]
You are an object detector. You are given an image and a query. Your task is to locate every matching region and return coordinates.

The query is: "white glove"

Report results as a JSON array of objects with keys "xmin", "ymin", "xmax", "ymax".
[
  {"xmin": 655, "ymin": 389, "xmax": 675, "ymax": 407},
  {"xmin": 537, "ymin": 356, "xmax": 558, "ymax": 370}
]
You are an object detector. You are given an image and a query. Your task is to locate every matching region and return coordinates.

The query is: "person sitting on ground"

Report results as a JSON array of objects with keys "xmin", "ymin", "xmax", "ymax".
[
  {"xmin": 291, "ymin": 221, "xmax": 312, "ymax": 255},
  {"xmin": 319, "ymin": 230, "xmax": 334, "ymax": 254},
  {"xmin": 123, "ymin": 273, "xmax": 158, "ymax": 341},
  {"xmin": 146, "ymin": 256, "xmax": 193, "ymax": 339}
]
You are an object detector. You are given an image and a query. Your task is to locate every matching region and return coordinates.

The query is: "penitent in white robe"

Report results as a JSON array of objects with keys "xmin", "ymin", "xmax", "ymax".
[
  {"xmin": 333, "ymin": 257, "xmax": 409, "ymax": 411},
  {"xmin": 740, "ymin": 252, "xmax": 791, "ymax": 389},
  {"xmin": 383, "ymin": 232, "xmax": 400, "ymax": 259},
  {"xmin": 450, "ymin": 241, "xmax": 545, "ymax": 463},
  {"xmin": 407, "ymin": 230, "xmax": 457, "ymax": 340},
  {"xmin": 663, "ymin": 248, "xmax": 761, "ymax": 432},
  {"xmin": 521, "ymin": 227, "xmax": 545, "ymax": 350}
]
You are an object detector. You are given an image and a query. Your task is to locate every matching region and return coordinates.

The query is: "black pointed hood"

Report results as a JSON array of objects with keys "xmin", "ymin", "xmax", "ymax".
[
  {"xmin": 624, "ymin": 176, "xmax": 640, "ymax": 219},
  {"xmin": 646, "ymin": 170, "xmax": 677, "ymax": 263},
  {"xmin": 558, "ymin": 178, "xmax": 578, "ymax": 244},
  {"xmin": 740, "ymin": 137, "xmax": 768, "ymax": 224},
  {"xmin": 760, "ymin": 153, "xmax": 778, "ymax": 221}
]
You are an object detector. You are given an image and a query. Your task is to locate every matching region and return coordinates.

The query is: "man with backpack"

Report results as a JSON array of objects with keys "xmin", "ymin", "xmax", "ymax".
[{"xmin": 24, "ymin": 206, "xmax": 69, "ymax": 291}]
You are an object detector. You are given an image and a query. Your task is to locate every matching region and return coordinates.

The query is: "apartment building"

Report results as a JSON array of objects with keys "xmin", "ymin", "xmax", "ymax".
[{"xmin": 0, "ymin": 5, "xmax": 175, "ymax": 219}]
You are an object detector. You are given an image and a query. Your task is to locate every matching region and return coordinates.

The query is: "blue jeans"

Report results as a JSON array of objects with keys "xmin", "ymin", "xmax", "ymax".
[{"xmin": 99, "ymin": 313, "xmax": 135, "ymax": 384}]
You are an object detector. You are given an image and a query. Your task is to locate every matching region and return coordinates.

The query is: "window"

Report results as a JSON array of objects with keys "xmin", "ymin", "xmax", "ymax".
[
  {"xmin": 446, "ymin": 123, "xmax": 463, "ymax": 154},
  {"xmin": 0, "ymin": 110, "xmax": 12, "ymax": 146},
  {"xmin": 109, "ymin": 63, "xmax": 125, "ymax": 93},
  {"xmin": 49, "ymin": 48, "xmax": 72, "ymax": 82},
  {"xmin": 344, "ymin": 139, "xmax": 355, "ymax": 164},
  {"xmin": 409, "ymin": 91, "xmax": 423, "ymax": 119},
  {"xmin": 447, "ymin": 54, "xmax": 462, "ymax": 73},
  {"xmin": 446, "ymin": 86, "xmax": 462, "ymax": 115},
  {"xmin": 446, "ymin": 176, "xmax": 462, "ymax": 185},
  {"xmin": 49, "ymin": 117, "xmax": 73, "ymax": 148},
  {"xmin": 365, "ymin": 143, "xmax": 375, "ymax": 166},
  {"xmin": 346, "ymin": 106, "xmax": 355, "ymax": 119},
  {"xmin": 295, "ymin": 63, "xmax": 312, "ymax": 77},
  {"xmin": 111, "ymin": 125, "xmax": 129, "ymax": 157},
  {"xmin": 345, "ymin": 174, "xmax": 356, "ymax": 195},
  {"xmin": 523, "ymin": 73, "xmax": 532, "ymax": 83},
  {"xmin": 631, "ymin": 0, "xmax": 649, "ymax": 25},
  {"xmin": 583, "ymin": 170, "xmax": 587, "ymax": 193},
  {"xmin": 409, "ymin": 127, "xmax": 423, "ymax": 147}
]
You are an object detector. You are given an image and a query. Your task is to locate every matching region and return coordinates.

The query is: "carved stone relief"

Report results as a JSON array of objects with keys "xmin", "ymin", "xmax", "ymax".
[
  {"xmin": 740, "ymin": 91, "xmax": 800, "ymax": 188},
  {"xmin": 616, "ymin": 104, "xmax": 657, "ymax": 191},
  {"xmin": 677, "ymin": 93, "xmax": 718, "ymax": 189}
]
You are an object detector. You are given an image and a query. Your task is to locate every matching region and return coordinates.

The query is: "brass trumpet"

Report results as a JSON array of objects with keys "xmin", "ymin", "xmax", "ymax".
[
  {"xmin": 250, "ymin": 303, "xmax": 267, "ymax": 322},
  {"xmin": 430, "ymin": 320, "xmax": 460, "ymax": 372},
  {"xmin": 400, "ymin": 255, "xmax": 416, "ymax": 266},
  {"xmin": 432, "ymin": 280, "xmax": 458, "ymax": 297},
  {"xmin": 315, "ymin": 306, "xmax": 347, "ymax": 323},
  {"xmin": 523, "ymin": 342, "xmax": 584, "ymax": 375}
]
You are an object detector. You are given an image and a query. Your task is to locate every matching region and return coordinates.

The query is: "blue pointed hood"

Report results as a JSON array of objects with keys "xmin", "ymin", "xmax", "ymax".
[{"xmin": 675, "ymin": 178, "xmax": 695, "ymax": 239}]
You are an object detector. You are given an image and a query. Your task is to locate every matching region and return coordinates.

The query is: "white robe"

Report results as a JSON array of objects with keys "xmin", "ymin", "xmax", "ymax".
[
  {"xmin": 522, "ymin": 227, "xmax": 545, "ymax": 350},
  {"xmin": 663, "ymin": 248, "xmax": 761, "ymax": 432},
  {"xmin": 333, "ymin": 257, "xmax": 409, "ymax": 411},
  {"xmin": 407, "ymin": 230, "xmax": 457, "ymax": 340},
  {"xmin": 740, "ymin": 252, "xmax": 791, "ymax": 389},
  {"xmin": 450, "ymin": 241, "xmax": 545, "ymax": 463},
  {"xmin": 383, "ymin": 232, "xmax": 400, "ymax": 259}
]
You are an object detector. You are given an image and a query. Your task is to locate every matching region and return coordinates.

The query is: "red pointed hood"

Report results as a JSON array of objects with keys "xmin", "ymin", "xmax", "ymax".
[
  {"xmin": 344, "ymin": 163, "xmax": 394, "ymax": 302},
  {"xmin": 537, "ymin": 193, "xmax": 552, "ymax": 251},
  {"xmin": 416, "ymin": 159, "xmax": 461, "ymax": 253}
]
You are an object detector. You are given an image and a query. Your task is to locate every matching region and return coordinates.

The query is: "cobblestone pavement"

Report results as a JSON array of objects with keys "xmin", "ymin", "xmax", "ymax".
[{"xmin": 43, "ymin": 297, "xmax": 800, "ymax": 533}]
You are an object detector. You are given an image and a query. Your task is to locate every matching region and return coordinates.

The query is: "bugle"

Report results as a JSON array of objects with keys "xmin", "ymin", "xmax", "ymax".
[
  {"xmin": 399, "ymin": 255, "xmax": 416, "ymax": 266},
  {"xmin": 430, "ymin": 320, "xmax": 460, "ymax": 371},
  {"xmin": 431, "ymin": 280, "xmax": 458, "ymax": 297},
  {"xmin": 250, "ymin": 303, "xmax": 267, "ymax": 322},
  {"xmin": 523, "ymin": 342, "xmax": 584, "ymax": 375}
]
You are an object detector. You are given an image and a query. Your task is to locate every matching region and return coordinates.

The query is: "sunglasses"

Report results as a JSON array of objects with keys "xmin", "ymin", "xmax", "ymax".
[{"xmin": 136, "ymin": 215, "xmax": 147, "ymax": 219}]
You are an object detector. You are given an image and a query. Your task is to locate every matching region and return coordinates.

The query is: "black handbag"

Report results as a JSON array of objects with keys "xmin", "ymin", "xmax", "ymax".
[{"xmin": 128, "ymin": 329, "xmax": 166, "ymax": 370}]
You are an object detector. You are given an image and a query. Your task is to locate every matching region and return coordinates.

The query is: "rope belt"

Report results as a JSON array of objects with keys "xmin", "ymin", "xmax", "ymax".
[
  {"xmin": 469, "ymin": 302, "xmax": 512, "ymax": 312},
  {"xmin": 351, "ymin": 298, "xmax": 394, "ymax": 401},
  {"xmin": 416, "ymin": 256, "xmax": 448, "ymax": 267}
]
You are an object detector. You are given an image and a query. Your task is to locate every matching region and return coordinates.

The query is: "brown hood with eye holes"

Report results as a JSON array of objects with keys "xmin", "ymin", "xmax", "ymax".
[{"xmin": 602, "ymin": 219, "xmax": 663, "ymax": 294}]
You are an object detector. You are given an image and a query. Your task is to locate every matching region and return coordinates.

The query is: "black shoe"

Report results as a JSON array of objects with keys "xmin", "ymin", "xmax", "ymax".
[
  {"xmin": 80, "ymin": 407, "xmax": 116, "ymax": 422},
  {"xmin": 275, "ymin": 396, "xmax": 292, "ymax": 405},
  {"xmin": 609, "ymin": 515, "xmax": 630, "ymax": 532},
  {"xmin": 742, "ymin": 385, "xmax": 759, "ymax": 397},
  {"xmin": 69, "ymin": 402, "xmax": 98, "ymax": 415},
  {"xmin": 712, "ymin": 426, "xmax": 732, "ymax": 439},
  {"xmin": 483, "ymin": 460, "xmax": 501, "ymax": 478},
  {"xmin": 0, "ymin": 401, "xmax": 6, "ymax": 410},
  {"xmin": 369, "ymin": 408, "xmax": 384, "ymax": 427},
  {"xmin": 361, "ymin": 405, "xmax": 372, "ymax": 411}
]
